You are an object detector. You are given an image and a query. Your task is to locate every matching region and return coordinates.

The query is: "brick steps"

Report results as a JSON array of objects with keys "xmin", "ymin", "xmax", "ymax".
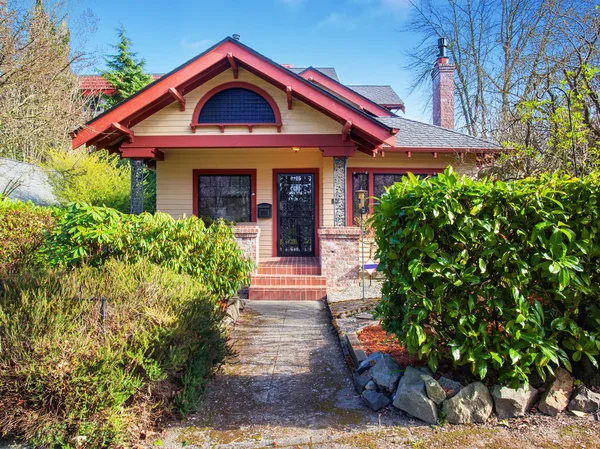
[
  {"xmin": 248, "ymin": 285, "xmax": 327, "ymax": 301},
  {"xmin": 250, "ymin": 274, "xmax": 327, "ymax": 287},
  {"xmin": 256, "ymin": 265, "xmax": 321, "ymax": 276}
]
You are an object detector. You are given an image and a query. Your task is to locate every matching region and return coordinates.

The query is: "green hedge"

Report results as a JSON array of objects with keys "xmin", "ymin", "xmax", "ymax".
[
  {"xmin": 0, "ymin": 259, "xmax": 229, "ymax": 448},
  {"xmin": 41, "ymin": 203, "xmax": 254, "ymax": 298},
  {"xmin": 372, "ymin": 168, "xmax": 600, "ymax": 386},
  {"xmin": 0, "ymin": 197, "xmax": 55, "ymax": 277}
]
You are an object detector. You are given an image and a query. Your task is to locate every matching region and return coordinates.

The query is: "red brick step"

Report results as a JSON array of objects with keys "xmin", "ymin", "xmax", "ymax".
[
  {"xmin": 248, "ymin": 286, "xmax": 327, "ymax": 301},
  {"xmin": 250, "ymin": 274, "xmax": 327, "ymax": 287}
]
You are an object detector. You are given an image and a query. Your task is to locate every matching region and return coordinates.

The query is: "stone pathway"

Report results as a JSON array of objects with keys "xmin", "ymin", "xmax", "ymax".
[{"xmin": 160, "ymin": 301, "xmax": 598, "ymax": 449}]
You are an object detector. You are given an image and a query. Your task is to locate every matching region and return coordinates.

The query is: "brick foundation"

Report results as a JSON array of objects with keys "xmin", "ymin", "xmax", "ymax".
[
  {"xmin": 234, "ymin": 225, "xmax": 260, "ymax": 267},
  {"xmin": 318, "ymin": 227, "xmax": 361, "ymax": 290}
]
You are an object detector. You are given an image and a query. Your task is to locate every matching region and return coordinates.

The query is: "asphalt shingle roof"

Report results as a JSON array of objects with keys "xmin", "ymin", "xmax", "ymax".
[
  {"xmin": 288, "ymin": 67, "xmax": 339, "ymax": 82},
  {"xmin": 347, "ymin": 85, "xmax": 403, "ymax": 107},
  {"xmin": 377, "ymin": 116, "xmax": 502, "ymax": 149}
]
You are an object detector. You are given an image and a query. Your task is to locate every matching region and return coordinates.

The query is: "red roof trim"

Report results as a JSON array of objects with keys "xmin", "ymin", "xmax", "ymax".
[
  {"xmin": 72, "ymin": 38, "xmax": 396, "ymax": 150},
  {"xmin": 299, "ymin": 68, "xmax": 395, "ymax": 117},
  {"xmin": 190, "ymin": 81, "xmax": 282, "ymax": 133}
]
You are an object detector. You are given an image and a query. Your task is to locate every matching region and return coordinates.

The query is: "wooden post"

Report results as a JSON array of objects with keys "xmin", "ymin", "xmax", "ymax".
[{"xmin": 130, "ymin": 158, "xmax": 144, "ymax": 214}]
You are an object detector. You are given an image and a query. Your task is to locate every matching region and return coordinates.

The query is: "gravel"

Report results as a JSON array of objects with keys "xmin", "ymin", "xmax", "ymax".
[{"xmin": 327, "ymin": 280, "xmax": 383, "ymax": 303}]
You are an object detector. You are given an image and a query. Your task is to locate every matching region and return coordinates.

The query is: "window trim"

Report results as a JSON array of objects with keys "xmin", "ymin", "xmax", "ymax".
[
  {"xmin": 190, "ymin": 82, "xmax": 283, "ymax": 133},
  {"xmin": 192, "ymin": 169, "xmax": 257, "ymax": 222},
  {"xmin": 346, "ymin": 167, "xmax": 440, "ymax": 226}
]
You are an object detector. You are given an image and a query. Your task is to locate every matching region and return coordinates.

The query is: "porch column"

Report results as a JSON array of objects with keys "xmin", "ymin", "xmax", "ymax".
[
  {"xmin": 333, "ymin": 156, "xmax": 346, "ymax": 226},
  {"xmin": 130, "ymin": 158, "xmax": 144, "ymax": 215}
]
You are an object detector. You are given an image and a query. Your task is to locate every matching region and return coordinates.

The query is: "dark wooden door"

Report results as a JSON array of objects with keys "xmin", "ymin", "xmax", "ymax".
[{"xmin": 276, "ymin": 173, "xmax": 315, "ymax": 256}]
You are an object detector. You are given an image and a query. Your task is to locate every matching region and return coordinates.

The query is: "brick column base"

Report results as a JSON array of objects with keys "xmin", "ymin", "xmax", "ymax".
[
  {"xmin": 234, "ymin": 225, "xmax": 260, "ymax": 267},
  {"xmin": 318, "ymin": 227, "xmax": 361, "ymax": 290}
]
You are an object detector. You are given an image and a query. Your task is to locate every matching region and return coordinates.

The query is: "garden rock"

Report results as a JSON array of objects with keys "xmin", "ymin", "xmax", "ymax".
[
  {"xmin": 421, "ymin": 374, "xmax": 446, "ymax": 405},
  {"xmin": 362, "ymin": 390, "xmax": 391, "ymax": 411},
  {"xmin": 567, "ymin": 386, "xmax": 600, "ymax": 414},
  {"xmin": 538, "ymin": 368, "xmax": 574, "ymax": 416},
  {"xmin": 443, "ymin": 382, "xmax": 493, "ymax": 424},
  {"xmin": 490, "ymin": 384, "xmax": 539, "ymax": 419},
  {"xmin": 365, "ymin": 380, "xmax": 378, "ymax": 391},
  {"xmin": 356, "ymin": 352, "xmax": 385, "ymax": 374},
  {"xmin": 352, "ymin": 371, "xmax": 372, "ymax": 394},
  {"xmin": 370, "ymin": 354, "xmax": 403, "ymax": 393},
  {"xmin": 438, "ymin": 376, "xmax": 462, "ymax": 398},
  {"xmin": 392, "ymin": 366, "xmax": 438, "ymax": 424}
]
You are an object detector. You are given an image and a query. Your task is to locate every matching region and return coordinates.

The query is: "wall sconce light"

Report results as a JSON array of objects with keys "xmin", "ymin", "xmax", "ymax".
[{"xmin": 292, "ymin": 147, "xmax": 300, "ymax": 153}]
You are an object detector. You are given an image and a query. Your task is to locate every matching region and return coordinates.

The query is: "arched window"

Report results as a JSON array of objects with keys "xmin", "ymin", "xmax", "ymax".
[{"xmin": 191, "ymin": 82, "xmax": 283, "ymax": 133}]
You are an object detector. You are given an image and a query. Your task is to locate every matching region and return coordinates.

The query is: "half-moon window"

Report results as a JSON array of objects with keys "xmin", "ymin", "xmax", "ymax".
[{"xmin": 198, "ymin": 88, "xmax": 276, "ymax": 124}]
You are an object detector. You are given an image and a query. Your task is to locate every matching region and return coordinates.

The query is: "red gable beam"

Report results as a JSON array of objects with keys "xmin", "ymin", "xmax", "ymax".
[
  {"xmin": 286, "ymin": 86, "xmax": 293, "ymax": 110},
  {"xmin": 168, "ymin": 87, "xmax": 186, "ymax": 111},
  {"xmin": 110, "ymin": 122, "xmax": 134, "ymax": 143},
  {"xmin": 342, "ymin": 120, "xmax": 352, "ymax": 141},
  {"xmin": 227, "ymin": 52, "xmax": 238, "ymax": 79},
  {"xmin": 121, "ymin": 147, "xmax": 164, "ymax": 161},
  {"xmin": 299, "ymin": 68, "xmax": 395, "ymax": 118}
]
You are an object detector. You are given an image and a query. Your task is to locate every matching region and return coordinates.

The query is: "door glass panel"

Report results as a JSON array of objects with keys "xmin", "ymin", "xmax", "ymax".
[
  {"xmin": 277, "ymin": 173, "xmax": 314, "ymax": 256},
  {"xmin": 198, "ymin": 175, "xmax": 251, "ymax": 222}
]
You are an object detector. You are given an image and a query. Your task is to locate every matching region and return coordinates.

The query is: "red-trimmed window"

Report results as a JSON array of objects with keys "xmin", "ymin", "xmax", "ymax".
[
  {"xmin": 346, "ymin": 168, "xmax": 439, "ymax": 225},
  {"xmin": 193, "ymin": 169, "xmax": 257, "ymax": 223}
]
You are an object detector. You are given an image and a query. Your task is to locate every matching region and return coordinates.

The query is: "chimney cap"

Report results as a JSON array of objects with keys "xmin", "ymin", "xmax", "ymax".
[
  {"xmin": 232, "ymin": 34, "xmax": 240, "ymax": 41},
  {"xmin": 437, "ymin": 37, "xmax": 448, "ymax": 58}
]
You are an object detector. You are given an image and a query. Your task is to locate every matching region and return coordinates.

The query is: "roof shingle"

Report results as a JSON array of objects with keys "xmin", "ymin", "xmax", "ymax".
[
  {"xmin": 288, "ymin": 67, "xmax": 339, "ymax": 82},
  {"xmin": 377, "ymin": 116, "xmax": 502, "ymax": 150},
  {"xmin": 347, "ymin": 85, "xmax": 403, "ymax": 108}
]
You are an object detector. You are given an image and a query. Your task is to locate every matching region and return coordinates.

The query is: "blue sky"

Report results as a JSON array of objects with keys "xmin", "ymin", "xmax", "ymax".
[{"xmin": 71, "ymin": 0, "xmax": 432, "ymax": 121}]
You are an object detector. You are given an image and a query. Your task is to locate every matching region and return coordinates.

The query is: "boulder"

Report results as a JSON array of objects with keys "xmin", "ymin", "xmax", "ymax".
[
  {"xmin": 365, "ymin": 380, "xmax": 378, "ymax": 391},
  {"xmin": 568, "ymin": 386, "xmax": 600, "ymax": 414},
  {"xmin": 370, "ymin": 354, "xmax": 403, "ymax": 393},
  {"xmin": 538, "ymin": 368, "xmax": 574, "ymax": 416},
  {"xmin": 438, "ymin": 376, "xmax": 463, "ymax": 398},
  {"xmin": 362, "ymin": 390, "xmax": 391, "ymax": 411},
  {"xmin": 356, "ymin": 352, "xmax": 385, "ymax": 374},
  {"xmin": 421, "ymin": 374, "xmax": 446, "ymax": 405},
  {"xmin": 353, "ymin": 371, "xmax": 373, "ymax": 394},
  {"xmin": 490, "ymin": 384, "xmax": 539, "ymax": 419},
  {"xmin": 392, "ymin": 366, "xmax": 438, "ymax": 424},
  {"xmin": 443, "ymin": 382, "xmax": 493, "ymax": 424}
]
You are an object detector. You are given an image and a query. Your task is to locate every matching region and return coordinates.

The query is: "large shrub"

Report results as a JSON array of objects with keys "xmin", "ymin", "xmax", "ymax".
[
  {"xmin": 0, "ymin": 259, "xmax": 229, "ymax": 448},
  {"xmin": 372, "ymin": 168, "xmax": 600, "ymax": 386},
  {"xmin": 42, "ymin": 203, "xmax": 254, "ymax": 298},
  {"xmin": 0, "ymin": 197, "xmax": 55, "ymax": 277}
]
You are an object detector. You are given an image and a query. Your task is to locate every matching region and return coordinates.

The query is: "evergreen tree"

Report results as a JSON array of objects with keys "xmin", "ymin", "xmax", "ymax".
[{"xmin": 100, "ymin": 26, "xmax": 153, "ymax": 108}]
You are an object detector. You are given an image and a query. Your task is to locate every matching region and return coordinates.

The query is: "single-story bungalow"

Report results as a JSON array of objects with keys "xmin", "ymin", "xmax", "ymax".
[{"xmin": 72, "ymin": 36, "xmax": 502, "ymax": 299}]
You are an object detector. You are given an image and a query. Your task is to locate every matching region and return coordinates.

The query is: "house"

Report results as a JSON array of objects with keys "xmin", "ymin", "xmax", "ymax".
[{"xmin": 71, "ymin": 36, "xmax": 502, "ymax": 300}]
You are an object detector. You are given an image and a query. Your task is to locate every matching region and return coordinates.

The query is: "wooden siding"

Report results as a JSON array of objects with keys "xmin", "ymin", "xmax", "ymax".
[
  {"xmin": 132, "ymin": 68, "xmax": 342, "ymax": 136},
  {"xmin": 347, "ymin": 151, "xmax": 457, "ymax": 170},
  {"xmin": 156, "ymin": 148, "xmax": 331, "ymax": 260}
]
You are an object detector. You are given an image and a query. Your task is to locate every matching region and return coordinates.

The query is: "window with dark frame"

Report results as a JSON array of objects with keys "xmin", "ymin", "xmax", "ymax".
[
  {"xmin": 198, "ymin": 88, "xmax": 276, "ymax": 124},
  {"xmin": 197, "ymin": 174, "xmax": 252, "ymax": 222}
]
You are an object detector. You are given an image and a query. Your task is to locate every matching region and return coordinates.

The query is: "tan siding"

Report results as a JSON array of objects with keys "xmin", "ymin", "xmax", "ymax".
[
  {"xmin": 321, "ymin": 157, "xmax": 334, "ymax": 227},
  {"xmin": 157, "ymin": 148, "xmax": 327, "ymax": 260},
  {"xmin": 132, "ymin": 68, "xmax": 342, "ymax": 136},
  {"xmin": 347, "ymin": 151, "xmax": 459, "ymax": 170}
]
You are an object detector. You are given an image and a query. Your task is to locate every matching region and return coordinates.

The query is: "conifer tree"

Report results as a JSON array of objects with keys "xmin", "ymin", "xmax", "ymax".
[{"xmin": 100, "ymin": 26, "xmax": 152, "ymax": 108}]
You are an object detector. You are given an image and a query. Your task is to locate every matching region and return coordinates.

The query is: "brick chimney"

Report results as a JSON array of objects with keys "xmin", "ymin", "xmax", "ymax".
[{"xmin": 432, "ymin": 38, "xmax": 455, "ymax": 129}]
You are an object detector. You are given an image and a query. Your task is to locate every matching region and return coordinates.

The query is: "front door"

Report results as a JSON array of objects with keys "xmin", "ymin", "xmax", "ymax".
[{"xmin": 276, "ymin": 172, "xmax": 315, "ymax": 256}]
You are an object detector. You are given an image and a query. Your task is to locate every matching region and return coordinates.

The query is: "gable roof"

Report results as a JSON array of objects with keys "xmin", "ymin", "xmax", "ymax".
[
  {"xmin": 288, "ymin": 67, "xmax": 339, "ymax": 81},
  {"xmin": 347, "ymin": 85, "xmax": 404, "ymax": 110},
  {"xmin": 79, "ymin": 74, "xmax": 162, "ymax": 96},
  {"xmin": 377, "ymin": 116, "xmax": 502, "ymax": 150},
  {"xmin": 71, "ymin": 37, "xmax": 397, "ymax": 151}
]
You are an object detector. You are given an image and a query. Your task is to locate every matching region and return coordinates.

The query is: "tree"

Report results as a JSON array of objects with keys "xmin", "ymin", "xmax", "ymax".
[
  {"xmin": 0, "ymin": 0, "xmax": 92, "ymax": 161},
  {"xmin": 100, "ymin": 26, "xmax": 152, "ymax": 108}
]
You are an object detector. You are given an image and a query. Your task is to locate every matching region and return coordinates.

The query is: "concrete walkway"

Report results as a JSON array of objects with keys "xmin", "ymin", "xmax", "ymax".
[{"xmin": 163, "ymin": 300, "xmax": 403, "ymax": 448}]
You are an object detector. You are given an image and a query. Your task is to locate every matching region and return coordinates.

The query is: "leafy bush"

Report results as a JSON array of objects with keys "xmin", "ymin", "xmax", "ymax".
[
  {"xmin": 42, "ymin": 203, "xmax": 254, "ymax": 298},
  {"xmin": 0, "ymin": 259, "xmax": 229, "ymax": 448},
  {"xmin": 43, "ymin": 148, "xmax": 131, "ymax": 212},
  {"xmin": 372, "ymin": 168, "xmax": 600, "ymax": 386},
  {"xmin": 0, "ymin": 197, "xmax": 55, "ymax": 277}
]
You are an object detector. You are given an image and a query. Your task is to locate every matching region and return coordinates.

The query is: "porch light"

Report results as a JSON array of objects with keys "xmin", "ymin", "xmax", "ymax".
[{"xmin": 292, "ymin": 147, "xmax": 300, "ymax": 153}]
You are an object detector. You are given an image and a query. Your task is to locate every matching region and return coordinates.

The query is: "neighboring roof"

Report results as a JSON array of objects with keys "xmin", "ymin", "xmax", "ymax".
[
  {"xmin": 347, "ymin": 85, "xmax": 404, "ymax": 109},
  {"xmin": 377, "ymin": 116, "xmax": 502, "ymax": 150},
  {"xmin": 288, "ymin": 67, "xmax": 339, "ymax": 82},
  {"xmin": 78, "ymin": 74, "xmax": 163, "ymax": 95}
]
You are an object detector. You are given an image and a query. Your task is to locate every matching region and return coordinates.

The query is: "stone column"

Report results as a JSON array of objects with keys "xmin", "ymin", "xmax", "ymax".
[
  {"xmin": 318, "ymin": 227, "xmax": 361, "ymax": 289},
  {"xmin": 333, "ymin": 156, "xmax": 346, "ymax": 226},
  {"xmin": 234, "ymin": 225, "xmax": 261, "ymax": 268},
  {"xmin": 130, "ymin": 158, "xmax": 144, "ymax": 215}
]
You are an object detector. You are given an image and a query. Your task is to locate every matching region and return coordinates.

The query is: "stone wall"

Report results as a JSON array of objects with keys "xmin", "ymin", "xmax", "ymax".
[
  {"xmin": 318, "ymin": 227, "xmax": 361, "ymax": 290},
  {"xmin": 234, "ymin": 225, "xmax": 261, "ymax": 268}
]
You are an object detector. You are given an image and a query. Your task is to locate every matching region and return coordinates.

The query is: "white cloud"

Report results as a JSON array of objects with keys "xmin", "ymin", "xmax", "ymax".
[
  {"xmin": 316, "ymin": 12, "xmax": 359, "ymax": 30},
  {"xmin": 179, "ymin": 38, "xmax": 212, "ymax": 50}
]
